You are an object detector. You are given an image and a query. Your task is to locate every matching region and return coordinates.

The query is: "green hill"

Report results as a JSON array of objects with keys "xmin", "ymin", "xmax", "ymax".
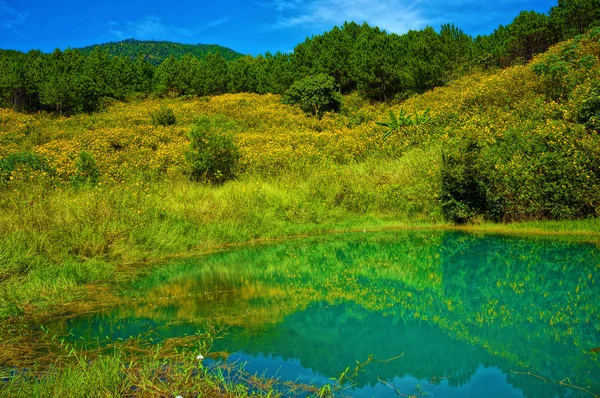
[{"xmin": 78, "ymin": 38, "xmax": 244, "ymax": 64}]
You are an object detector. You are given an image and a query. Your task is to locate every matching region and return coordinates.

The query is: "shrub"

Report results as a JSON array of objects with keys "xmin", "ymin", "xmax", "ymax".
[
  {"xmin": 440, "ymin": 138, "xmax": 490, "ymax": 224},
  {"xmin": 482, "ymin": 126, "xmax": 600, "ymax": 221},
  {"xmin": 282, "ymin": 74, "xmax": 342, "ymax": 119},
  {"xmin": 578, "ymin": 83, "xmax": 600, "ymax": 132},
  {"xmin": 341, "ymin": 93, "xmax": 373, "ymax": 127},
  {"xmin": 185, "ymin": 117, "xmax": 240, "ymax": 184},
  {"xmin": 97, "ymin": 96, "xmax": 118, "ymax": 112},
  {"xmin": 71, "ymin": 151, "xmax": 100, "ymax": 186},
  {"xmin": 0, "ymin": 151, "xmax": 54, "ymax": 185},
  {"xmin": 377, "ymin": 108, "xmax": 431, "ymax": 139},
  {"xmin": 532, "ymin": 55, "xmax": 572, "ymax": 100},
  {"xmin": 125, "ymin": 92, "xmax": 147, "ymax": 103},
  {"xmin": 440, "ymin": 126, "xmax": 600, "ymax": 224},
  {"xmin": 150, "ymin": 106, "xmax": 176, "ymax": 126}
]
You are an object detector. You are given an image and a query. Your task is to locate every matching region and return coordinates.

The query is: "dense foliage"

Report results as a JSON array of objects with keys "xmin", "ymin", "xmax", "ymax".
[
  {"xmin": 71, "ymin": 151, "xmax": 100, "ymax": 187},
  {"xmin": 1, "ymin": 0, "xmax": 599, "ymax": 114},
  {"xmin": 282, "ymin": 74, "xmax": 342, "ymax": 118},
  {"xmin": 1, "ymin": 28, "xmax": 599, "ymax": 224},
  {"xmin": 78, "ymin": 39, "xmax": 243, "ymax": 64},
  {"xmin": 186, "ymin": 117, "xmax": 240, "ymax": 184},
  {"xmin": 150, "ymin": 105, "xmax": 177, "ymax": 126},
  {"xmin": 578, "ymin": 82, "xmax": 600, "ymax": 131},
  {"xmin": 438, "ymin": 29, "xmax": 600, "ymax": 223},
  {"xmin": 0, "ymin": 151, "xmax": 54, "ymax": 186}
]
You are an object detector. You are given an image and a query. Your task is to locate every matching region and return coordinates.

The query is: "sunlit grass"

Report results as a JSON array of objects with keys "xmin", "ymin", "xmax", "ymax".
[{"xmin": 457, "ymin": 218, "xmax": 600, "ymax": 237}]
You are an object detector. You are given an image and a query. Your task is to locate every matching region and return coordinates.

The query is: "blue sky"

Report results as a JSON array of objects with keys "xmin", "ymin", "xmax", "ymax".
[{"xmin": 1, "ymin": 0, "xmax": 557, "ymax": 55}]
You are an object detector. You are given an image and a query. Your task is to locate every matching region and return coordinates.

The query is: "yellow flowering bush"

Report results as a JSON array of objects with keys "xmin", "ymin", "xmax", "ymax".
[{"xmin": 0, "ymin": 29, "xmax": 599, "ymax": 222}]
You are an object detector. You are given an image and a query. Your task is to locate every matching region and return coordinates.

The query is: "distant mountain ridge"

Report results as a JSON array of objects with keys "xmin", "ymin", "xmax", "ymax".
[{"xmin": 78, "ymin": 38, "xmax": 244, "ymax": 64}]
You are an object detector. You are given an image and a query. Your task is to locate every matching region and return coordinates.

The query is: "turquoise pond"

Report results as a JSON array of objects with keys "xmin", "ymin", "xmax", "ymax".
[{"xmin": 44, "ymin": 231, "xmax": 600, "ymax": 397}]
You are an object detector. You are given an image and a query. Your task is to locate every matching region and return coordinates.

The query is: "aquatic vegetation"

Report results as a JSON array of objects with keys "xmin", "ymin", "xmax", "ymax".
[{"xmin": 0, "ymin": 328, "xmax": 302, "ymax": 398}]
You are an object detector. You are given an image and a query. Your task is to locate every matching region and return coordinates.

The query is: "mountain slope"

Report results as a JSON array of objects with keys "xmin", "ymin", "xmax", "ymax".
[{"xmin": 78, "ymin": 38, "xmax": 243, "ymax": 64}]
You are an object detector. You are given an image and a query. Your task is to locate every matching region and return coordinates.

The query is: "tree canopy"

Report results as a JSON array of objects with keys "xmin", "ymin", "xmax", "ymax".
[{"xmin": 1, "ymin": 0, "xmax": 599, "ymax": 114}]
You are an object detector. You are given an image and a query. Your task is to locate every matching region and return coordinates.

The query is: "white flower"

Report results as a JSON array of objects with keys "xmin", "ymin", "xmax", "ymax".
[{"xmin": 196, "ymin": 354, "xmax": 204, "ymax": 360}]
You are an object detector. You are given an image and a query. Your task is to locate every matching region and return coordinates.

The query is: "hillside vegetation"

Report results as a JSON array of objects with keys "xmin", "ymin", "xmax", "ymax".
[
  {"xmin": 0, "ymin": 28, "xmax": 599, "ymax": 321},
  {"xmin": 2, "ymin": 0, "xmax": 599, "ymax": 114},
  {"xmin": 78, "ymin": 39, "xmax": 243, "ymax": 64}
]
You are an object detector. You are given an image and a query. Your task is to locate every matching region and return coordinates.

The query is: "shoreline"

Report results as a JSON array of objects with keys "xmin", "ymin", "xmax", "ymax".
[{"xmin": 3, "ymin": 218, "xmax": 598, "ymax": 327}]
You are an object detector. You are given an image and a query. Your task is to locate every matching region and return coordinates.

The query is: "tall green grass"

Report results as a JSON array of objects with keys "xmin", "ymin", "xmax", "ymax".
[
  {"xmin": 1, "ymin": 349, "xmax": 288, "ymax": 398},
  {"xmin": 0, "ymin": 152, "xmax": 445, "ymax": 319},
  {"xmin": 2, "ymin": 143, "xmax": 600, "ymax": 320},
  {"xmin": 1, "ymin": 326, "xmax": 327, "ymax": 398}
]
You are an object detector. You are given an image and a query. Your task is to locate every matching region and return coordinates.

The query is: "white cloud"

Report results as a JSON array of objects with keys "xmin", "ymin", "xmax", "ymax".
[
  {"xmin": 265, "ymin": 0, "xmax": 550, "ymax": 36},
  {"xmin": 108, "ymin": 15, "xmax": 229, "ymax": 41},
  {"xmin": 207, "ymin": 17, "xmax": 230, "ymax": 28},
  {"xmin": 267, "ymin": 0, "xmax": 427, "ymax": 33},
  {"xmin": 109, "ymin": 16, "xmax": 193, "ymax": 40},
  {"xmin": 0, "ymin": 1, "xmax": 28, "ymax": 31}
]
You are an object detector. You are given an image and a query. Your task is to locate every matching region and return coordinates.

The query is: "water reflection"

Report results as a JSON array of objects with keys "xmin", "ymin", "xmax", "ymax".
[{"xmin": 46, "ymin": 231, "xmax": 600, "ymax": 397}]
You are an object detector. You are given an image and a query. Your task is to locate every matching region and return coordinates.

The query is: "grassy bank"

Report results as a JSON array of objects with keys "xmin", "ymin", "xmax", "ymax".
[
  {"xmin": 1, "ymin": 342, "xmax": 321, "ymax": 398},
  {"xmin": 1, "ymin": 171, "xmax": 599, "ymax": 321},
  {"xmin": 3, "ymin": 170, "xmax": 598, "ymax": 321},
  {"xmin": 0, "ymin": 162, "xmax": 444, "ymax": 320},
  {"xmin": 456, "ymin": 218, "xmax": 600, "ymax": 237}
]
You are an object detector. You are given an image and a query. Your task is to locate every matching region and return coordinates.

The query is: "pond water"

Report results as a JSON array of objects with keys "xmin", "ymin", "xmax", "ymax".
[{"xmin": 45, "ymin": 231, "xmax": 599, "ymax": 397}]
